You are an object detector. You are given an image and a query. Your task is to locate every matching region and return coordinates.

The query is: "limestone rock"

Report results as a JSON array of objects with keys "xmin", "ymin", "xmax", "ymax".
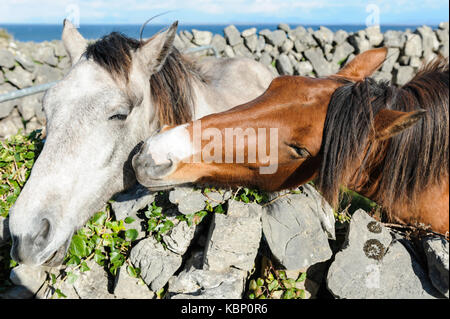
[
  {"xmin": 130, "ymin": 237, "xmax": 182, "ymax": 292},
  {"xmin": 113, "ymin": 265, "xmax": 155, "ymax": 299},
  {"xmin": 327, "ymin": 210, "xmax": 442, "ymax": 299},
  {"xmin": 262, "ymin": 185, "xmax": 335, "ymax": 270},
  {"xmin": 423, "ymin": 237, "xmax": 449, "ymax": 297},
  {"xmin": 203, "ymin": 200, "xmax": 262, "ymax": 272}
]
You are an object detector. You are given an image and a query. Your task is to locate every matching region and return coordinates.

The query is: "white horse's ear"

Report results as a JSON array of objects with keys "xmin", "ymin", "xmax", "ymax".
[
  {"xmin": 62, "ymin": 19, "xmax": 87, "ymax": 66},
  {"xmin": 135, "ymin": 21, "xmax": 178, "ymax": 76}
]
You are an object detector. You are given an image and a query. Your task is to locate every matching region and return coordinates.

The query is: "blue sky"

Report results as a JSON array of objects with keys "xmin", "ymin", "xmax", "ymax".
[{"xmin": 0, "ymin": 0, "xmax": 448, "ymax": 25}]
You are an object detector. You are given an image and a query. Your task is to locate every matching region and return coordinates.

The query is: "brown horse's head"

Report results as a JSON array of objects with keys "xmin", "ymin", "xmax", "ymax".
[{"xmin": 132, "ymin": 48, "xmax": 423, "ymax": 193}]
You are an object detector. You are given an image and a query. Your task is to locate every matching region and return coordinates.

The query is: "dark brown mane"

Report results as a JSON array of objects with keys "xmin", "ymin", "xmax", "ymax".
[
  {"xmin": 85, "ymin": 32, "xmax": 206, "ymax": 126},
  {"xmin": 317, "ymin": 57, "xmax": 449, "ymax": 216}
]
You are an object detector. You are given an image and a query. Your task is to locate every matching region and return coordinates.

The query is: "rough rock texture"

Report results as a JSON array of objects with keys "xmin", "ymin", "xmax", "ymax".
[
  {"xmin": 169, "ymin": 187, "xmax": 207, "ymax": 215},
  {"xmin": 168, "ymin": 268, "xmax": 246, "ymax": 299},
  {"xmin": 38, "ymin": 260, "xmax": 115, "ymax": 299},
  {"xmin": 9, "ymin": 265, "xmax": 47, "ymax": 294},
  {"xmin": 327, "ymin": 210, "xmax": 444, "ymax": 299},
  {"xmin": 203, "ymin": 200, "xmax": 262, "ymax": 272},
  {"xmin": 262, "ymin": 184, "xmax": 335, "ymax": 270},
  {"xmin": 162, "ymin": 219, "xmax": 196, "ymax": 255},
  {"xmin": 423, "ymin": 237, "xmax": 449, "ymax": 297},
  {"xmin": 129, "ymin": 237, "xmax": 182, "ymax": 292},
  {"xmin": 113, "ymin": 265, "xmax": 155, "ymax": 299}
]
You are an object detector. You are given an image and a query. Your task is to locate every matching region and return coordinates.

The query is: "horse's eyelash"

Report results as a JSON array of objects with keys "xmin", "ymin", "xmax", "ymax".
[
  {"xmin": 109, "ymin": 114, "xmax": 128, "ymax": 121},
  {"xmin": 289, "ymin": 144, "xmax": 310, "ymax": 158}
]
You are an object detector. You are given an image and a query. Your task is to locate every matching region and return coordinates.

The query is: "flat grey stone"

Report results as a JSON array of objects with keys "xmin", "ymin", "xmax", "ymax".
[
  {"xmin": 17, "ymin": 94, "xmax": 39, "ymax": 121},
  {"xmin": 281, "ymin": 38, "xmax": 294, "ymax": 53},
  {"xmin": 304, "ymin": 47, "xmax": 336, "ymax": 77},
  {"xmin": 295, "ymin": 61, "xmax": 314, "ymax": 76},
  {"xmin": 211, "ymin": 34, "xmax": 226, "ymax": 53},
  {"xmin": 111, "ymin": 183, "xmax": 156, "ymax": 220},
  {"xmin": 192, "ymin": 29, "xmax": 213, "ymax": 46},
  {"xmin": 394, "ymin": 66, "xmax": 414, "ymax": 86},
  {"xmin": 168, "ymin": 268, "xmax": 246, "ymax": 299},
  {"xmin": 383, "ymin": 30, "xmax": 406, "ymax": 48},
  {"xmin": 224, "ymin": 25, "xmax": 243, "ymax": 46},
  {"xmin": 313, "ymin": 26, "xmax": 334, "ymax": 48},
  {"xmin": 290, "ymin": 26, "xmax": 317, "ymax": 46},
  {"xmin": 9, "ymin": 264, "xmax": 47, "ymax": 294},
  {"xmin": 203, "ymin": 200, "xmax": 262, "ymax": 272},
  {"xmin": 203, "ymin": 189, "xmax": 231, "ymax": 208},
  {"xmin": 365, "ymin": 26, "xmax": 383, "ymax": 46},
  {"xmin": 46, "ymin": 260, "xmax": 114, "ymax": 299},
  {"xmin": 0, "ymin": 108, "xmax": 23, "ymax": 137},
  {"xmin": 381, "ymin": 48, "xmax": 400, "ymax": 73},
  {"xmin": 405, "ymin": 33, "xmax": 423, "ymax": 57},
  {"xmin": 169, "ymin": 187, "xmax": 207, "ymax": 215},
  {"xmin": 262, "ymin": 185, "xmax": 335, "ymax": 270},
  {"xmin": 130, "ymin": 237, "xmax": 182, "ymax": 292},
  {"xmin": 334, "ymin": 30, "xmax": 349, "ymax": 45},
  {"xmin": 33, "ymin": 64, "xmax": 63, "ymax": 85},
  {"xmin": 332, "ymin": 41, "xmax": 355, "ymax": 65},
  {"xmin": 162, "ymin": 220, "xmax": 196, "ymax": 255},
  {"xmin": 262, "ymin": 30, "xmax": 287, "ymax": 47},
  {"xmin": 417, "ymin": 25, "xmax": 440, "ymax": 57},
  {"xmin": 278, "ymin": 23, "xmax": 291, "ymax": 33},
  {"xmin": 4, "ymin": 65, "xmax": 33, "ymax": 88},
  {"xmin": 423, "ymin": 237, "xmax": 449, "ymax": 297},
  {"xmin": 242, "ymin": 27, "xmax": 257, "ymax": 38},
  {"xmin": 31, "ymin": 44, "xmax": 58, "ymax": 66},
  {"xmin": 233, "ymin": 43, "xmax": 253, "ymax": 58},
  {"xmin": 0, "ymin": 49, "xmax": 16, "ymax": 69},
  {"xmin": 276, "ymin": 53, "xmax": 294, "ymax": 75},
  {"xmin": 373, "ymin": 71, "xmax": 393, "ymax": 82},
  {"xmin": 113, "ymin": 265, "xmax": 155, "ymax": 299},
  {"xmin": 244, "ymin": 34, "xmax": 258, "ymax": 53}
]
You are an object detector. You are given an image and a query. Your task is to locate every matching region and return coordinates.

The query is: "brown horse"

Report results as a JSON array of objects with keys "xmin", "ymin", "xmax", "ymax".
[{"xmin": 132, "ymin": 48, "xmax": 449, "ymax": 234}]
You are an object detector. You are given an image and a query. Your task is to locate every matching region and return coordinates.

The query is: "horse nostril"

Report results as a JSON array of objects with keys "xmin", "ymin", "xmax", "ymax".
[
  {"xmin": 133, "ymin": 149, "xmax": 176, "ymax": 181},
  {"xmin": 34, "ymin": 218, "xmax": 52, "ymax": 246},
  {"xmin": 149, "ymin": 158, "xmax": 174, "ymax": 178}
]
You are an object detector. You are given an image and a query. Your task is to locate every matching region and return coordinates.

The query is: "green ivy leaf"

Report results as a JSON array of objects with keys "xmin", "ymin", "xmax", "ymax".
[{"xmin": 125, "ymin": 229, "xmax": 139, "ymax": 242}]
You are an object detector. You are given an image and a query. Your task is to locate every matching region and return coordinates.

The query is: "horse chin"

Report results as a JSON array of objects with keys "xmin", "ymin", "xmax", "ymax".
[
  {"xmin": 145, "ymin": 181, "xmax": 193, "ymax": 191},
  {"xmin": 42, "ymin": 238, "xmax": 71, "ymax": 267}
]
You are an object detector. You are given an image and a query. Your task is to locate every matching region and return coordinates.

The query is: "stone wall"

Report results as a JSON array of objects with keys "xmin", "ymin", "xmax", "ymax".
[{"xmin": 0, "ymin": 22, "xmax": 449, "ymax": 139}]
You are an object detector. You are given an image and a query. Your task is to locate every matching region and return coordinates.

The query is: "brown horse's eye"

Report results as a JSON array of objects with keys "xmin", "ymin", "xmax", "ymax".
[{"xmin": 289, "ymin": 144, "xmax": 310, "ymax": 158}]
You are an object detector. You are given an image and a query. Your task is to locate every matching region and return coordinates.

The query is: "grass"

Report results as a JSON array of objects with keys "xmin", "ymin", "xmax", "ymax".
[{"xmin": 0, "ymin": 29, "xmax": 12, "ymax": 41}]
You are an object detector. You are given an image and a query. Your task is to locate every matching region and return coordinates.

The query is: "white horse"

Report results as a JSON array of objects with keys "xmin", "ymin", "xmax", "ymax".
[{"xmin": 8, "ymin": 20, "xmax": 274, "ymax": 266}]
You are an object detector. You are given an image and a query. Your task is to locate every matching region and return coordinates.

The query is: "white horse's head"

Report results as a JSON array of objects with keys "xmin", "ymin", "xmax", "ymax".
[{"xmin": 8, "ymin": 20, "xmax": 187, "ymax": 266}]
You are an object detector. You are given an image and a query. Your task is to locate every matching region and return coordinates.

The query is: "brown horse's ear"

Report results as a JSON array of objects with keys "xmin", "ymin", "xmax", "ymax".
[
  {"xmin": 335, "ymin": 48, "xmax": 388, "ymax": 82},
  {"xmin": 374, "ymin": 109, "xmax": 426, "ymax": 141},
  {"xmin": 135, "ymin": 21, "xmax": 178, "ymax": 76}
]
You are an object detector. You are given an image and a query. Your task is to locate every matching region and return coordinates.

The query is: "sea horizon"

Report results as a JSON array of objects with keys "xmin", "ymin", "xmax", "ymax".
[{"xmin": 0, "ymin": 23, "xmax": 440, "ymax": 42}]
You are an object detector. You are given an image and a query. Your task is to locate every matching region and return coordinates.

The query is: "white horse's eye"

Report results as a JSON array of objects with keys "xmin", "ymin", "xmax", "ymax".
[{"xmin": 109, "ymin": 113, "xmax": 128, "ymax": 121}]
